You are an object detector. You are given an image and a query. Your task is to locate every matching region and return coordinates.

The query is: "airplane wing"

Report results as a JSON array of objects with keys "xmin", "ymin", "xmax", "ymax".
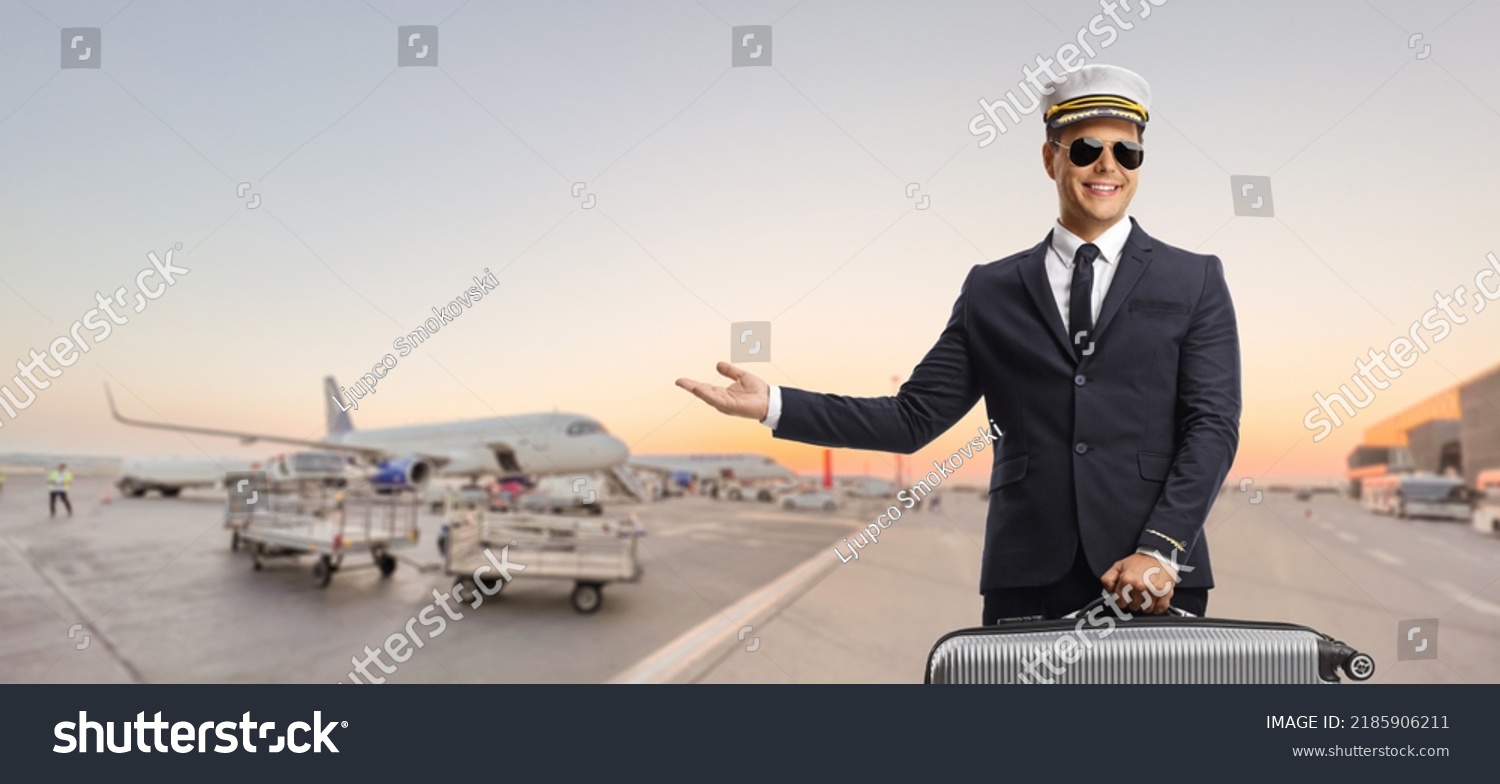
[{"xmin": 104, "ymin": 384, "xmax": 447, "ymax": 466}]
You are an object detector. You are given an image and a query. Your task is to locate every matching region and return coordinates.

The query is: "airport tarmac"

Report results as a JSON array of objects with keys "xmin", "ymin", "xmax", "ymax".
[
  {"xmin": 701, "ymin": 487, "xmax": 1500, "ymax": 683},
  {"xmin": 0, "ymin": 475, "xmax": 862, "ymax": 683},
  {"xmin": 4, "ymin": 475, "xmax": 1498, "ymax": 683}
]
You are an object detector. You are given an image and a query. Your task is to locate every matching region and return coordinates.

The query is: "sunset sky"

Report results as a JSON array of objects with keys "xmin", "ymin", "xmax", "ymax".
[{"xmin": 2, "ymin": 0, "xmax": 1499, "ymax": 487}]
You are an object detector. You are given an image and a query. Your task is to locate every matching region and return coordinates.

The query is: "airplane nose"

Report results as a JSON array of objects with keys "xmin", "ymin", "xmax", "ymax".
[{"xmin": 607, "ymin": 435, "xmax": 630, "ymax": 464}]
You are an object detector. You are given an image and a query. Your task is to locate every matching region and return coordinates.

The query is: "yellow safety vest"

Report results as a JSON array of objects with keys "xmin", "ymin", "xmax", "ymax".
[{"xmin": 48, "ymin": 470, "xmax": 72, "ymax": 491}]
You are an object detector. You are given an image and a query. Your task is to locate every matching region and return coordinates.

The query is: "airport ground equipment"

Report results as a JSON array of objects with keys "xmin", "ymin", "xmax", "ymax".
[
  {"xmin": 925, "ymin": 595, "xmax": 1376, "ymax": 684},
  {"xmin": 441, "ymin": 507, "xmax": 643, "ymax": 614},
  {"xmin": 228, "ymin": 484, "xmax": 420, "ymax": 587},
  {"xmin": 1361, "ymin": 473, "xmax": 1471, "ymax": 521},
  {"xmin": 1472, "ymin": 469, "xmax": 1500, "ymax": 534}
]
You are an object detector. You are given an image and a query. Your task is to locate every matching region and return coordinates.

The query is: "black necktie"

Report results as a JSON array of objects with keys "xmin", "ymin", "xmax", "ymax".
[{"xmin": 1069, "ymin": 243, "xmax": 1100, "ymax": 357}]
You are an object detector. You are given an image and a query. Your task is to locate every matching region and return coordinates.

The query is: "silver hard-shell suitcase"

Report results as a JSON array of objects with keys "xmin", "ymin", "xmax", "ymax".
[{"xmin": 925, "ymin": 596, "xmax": 1376, "ymax": 684}]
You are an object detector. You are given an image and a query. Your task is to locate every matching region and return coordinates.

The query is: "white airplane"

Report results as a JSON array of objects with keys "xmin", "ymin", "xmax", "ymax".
[
  {"xmin": 629, "ymin": 453, "xmax": 794, "ymax": 481},
  {"xmin": 105, "ymin": 378, "xmax": 636, "ymax": 494}
]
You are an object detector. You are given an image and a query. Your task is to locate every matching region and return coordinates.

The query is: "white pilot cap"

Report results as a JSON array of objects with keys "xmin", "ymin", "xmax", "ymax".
[{"xmin": 1041, "ymin": 64, "xmax": 1151, "ymax": 128}]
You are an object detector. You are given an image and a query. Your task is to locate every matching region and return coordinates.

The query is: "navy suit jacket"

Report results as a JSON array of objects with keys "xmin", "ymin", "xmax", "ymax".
[{"xmin": 773, "ymin": 219, "xmax": 1240, "ymax": 593}]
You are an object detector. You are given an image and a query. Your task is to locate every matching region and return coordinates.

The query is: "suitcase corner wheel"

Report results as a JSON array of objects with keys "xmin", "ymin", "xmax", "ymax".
[
  {"xmin": 1326, "ymin": 644, "xmax": 1376, "ymax": 682},
  {"xmin": 925, "ymin": 595, "xmax": 1377, "ymax": 684}
]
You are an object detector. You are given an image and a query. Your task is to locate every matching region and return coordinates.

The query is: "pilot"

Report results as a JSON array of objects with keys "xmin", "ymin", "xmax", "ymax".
[{"xmin": 679, "ymin": 64, "xmax": 1240, "ymax": 622}]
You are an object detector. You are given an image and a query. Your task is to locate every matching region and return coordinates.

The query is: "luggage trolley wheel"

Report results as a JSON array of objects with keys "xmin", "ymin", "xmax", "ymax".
[
  {"xmin": 474, "ymin": 572, "xmax": 505, "ymax": 596},
  {"xmin": 230, "ymin": 530, "xmax": 240, "ymax": 552},
  {"xmin": 313, "ymin": 555, "xmax": 335, "ymax": 588},
  {"xmin": 571, "ymin": 582, "xmax": 603, "ymax": 614},
  {"xmin": 376, "ymin": 551, "xmax": 398, "ymax": 578},
  {"xmin": 252, "ymin": 543, "xmax": 266, "ymax": 571}
]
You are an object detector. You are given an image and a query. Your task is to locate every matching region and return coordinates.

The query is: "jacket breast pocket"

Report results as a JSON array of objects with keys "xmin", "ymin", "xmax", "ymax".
[
  {"xmin": 1138, "ymin": 451, "xmax": 1173, "ymax": 482},
  {"xmin": 1128, "ymin": 299, "xmax": 1190, "ymax": 316},
  {"xmin": 989, "ymin": 455, "xmax": 1029, "ymax": 493}
]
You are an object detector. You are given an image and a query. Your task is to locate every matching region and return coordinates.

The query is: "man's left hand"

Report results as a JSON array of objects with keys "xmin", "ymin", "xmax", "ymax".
[{"xmin": 1100, "ymin": 553, "xmax": 1177, "ymax": 614}]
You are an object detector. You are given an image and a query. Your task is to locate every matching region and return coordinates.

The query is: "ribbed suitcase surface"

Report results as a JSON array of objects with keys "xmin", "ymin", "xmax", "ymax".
[{"xmin": 926, "ymin": 615, "xmax": 1375, "ymax": 684}]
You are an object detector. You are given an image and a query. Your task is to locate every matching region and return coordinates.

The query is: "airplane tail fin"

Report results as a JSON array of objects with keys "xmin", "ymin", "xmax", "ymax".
[{"xmin": 325, "ymin": 376, "xmax": 354, "ymax": 436}]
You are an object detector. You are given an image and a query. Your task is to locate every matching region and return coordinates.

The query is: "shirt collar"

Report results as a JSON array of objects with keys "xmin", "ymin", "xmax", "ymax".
[{"xmin": 1051, "ymin": 215, "xmax": 1133, "ymax": 267}]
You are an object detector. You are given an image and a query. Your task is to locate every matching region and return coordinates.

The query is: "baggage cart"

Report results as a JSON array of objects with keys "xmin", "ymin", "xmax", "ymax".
[
  {"xmin": 442, "ymin": 507, "xmax": 643, "ymax": 613},
  {"xmin": 233, "ymin": 484, "xmax": 421, "ymax": 587}
]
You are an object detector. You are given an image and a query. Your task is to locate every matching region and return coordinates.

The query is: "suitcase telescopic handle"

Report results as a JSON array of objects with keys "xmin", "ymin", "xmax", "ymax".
[{"xmin": 1065, "ymin": 592, "xmax": 1196, "ymax": 620}]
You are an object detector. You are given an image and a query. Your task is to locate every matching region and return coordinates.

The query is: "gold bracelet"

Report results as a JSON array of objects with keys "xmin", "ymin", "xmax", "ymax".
[{"xmin": 1145, "ymin": 528, "xmax": 1187, "ymax": 553}]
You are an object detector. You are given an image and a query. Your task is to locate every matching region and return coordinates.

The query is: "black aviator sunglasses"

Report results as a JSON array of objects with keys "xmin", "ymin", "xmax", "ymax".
[{"xmin": 1049, "ymin": 137, "xmax": 1145, "ymax": 171}]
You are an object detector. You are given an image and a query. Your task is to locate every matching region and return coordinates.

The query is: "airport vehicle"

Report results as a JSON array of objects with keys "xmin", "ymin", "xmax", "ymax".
[
  {"xmin": 106, "ymin": 377, "xmax": 642, "ymax": 498},
  {"xmin": 1359, "ymin": 476, "xmax": 1393, "ymax": 514},
  {"xmin": 227, "ymin": 483, "xmax": 421, "ymax": 587},
  {"xmin": 630, "ymin": 453, "xmax": 794, "ymax": 485},
  {"xmin": 1472, "ymin": 469, "xmax": 1500, "ymax": 535},
  {"xmin": 441, "ymin": 506, "xmax": 643, "ymax": 613},
  {"xmin": 426, "ymin": 483, "xmax": 501, "ymax": 514},
  {"xmin": 926, "ymin": 595, "xmax": 1375, "ymax": 684},
  {"xmin": 843, "ymin": 478, "xmax": 897, "ymax": 499},
  {"xmin": 118, "ymin": 457, "xmax": 256, "ymax": 497},
  {"xmin": 261, "ymin": 451, "xmax": 351, "ymax": 489},
  {"xmin": 517, "ymin": 491, "xmax": 603, "ymax": 515},
  {"xmin": 780, "ymin": 489, "xmax": 838, "ymax": 512},
  {"xmin": 1361, "ymin": 474, "xmax": 1472, "ymax": 521},
  {"xmin": 513, "ymin": 475, "xmax": 606, "ymax": 515},
  {"xmin": 119, "ymin": 451, "xmax": 349, "ymax": 499},
  {"xmin": 724, "ymin": 483, "xmax": 775, "ymax": 502}
]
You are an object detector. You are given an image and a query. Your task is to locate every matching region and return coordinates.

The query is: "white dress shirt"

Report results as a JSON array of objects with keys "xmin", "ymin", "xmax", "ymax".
[
  {"xmin": 755, "ymin": 214, "xmax": 1176, "ymax": 577},
  {"xmin": 1045, "ymin": 214, "xmax": 1133, "ymax": 329}
]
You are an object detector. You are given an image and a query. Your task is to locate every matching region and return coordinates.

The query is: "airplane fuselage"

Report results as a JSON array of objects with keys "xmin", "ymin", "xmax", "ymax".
[{"xmin": 332, "ymin": 412, "xmax": 628, "ymax": 479}]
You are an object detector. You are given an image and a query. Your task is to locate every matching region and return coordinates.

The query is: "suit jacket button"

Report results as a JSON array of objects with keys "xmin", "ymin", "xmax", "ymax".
[
  {"xmin": 1074, "ymin": 374, "xmax": 1086, "ymax": 387},
  {"xmin": 1074, "ymin": 442, "xmax": 1088, "ymax": 455}
]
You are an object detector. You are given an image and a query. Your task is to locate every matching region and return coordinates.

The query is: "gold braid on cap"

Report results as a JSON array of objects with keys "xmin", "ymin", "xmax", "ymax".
[{"xmin": 1044, "ymin": 94, "xmax": 1149, "ymax": 123}]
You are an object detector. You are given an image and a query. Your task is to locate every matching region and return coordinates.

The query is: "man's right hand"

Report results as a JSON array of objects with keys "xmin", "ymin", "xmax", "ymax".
[{"xmin": 675, "ymin": 362, "xmax": 770, "ymax": 421}]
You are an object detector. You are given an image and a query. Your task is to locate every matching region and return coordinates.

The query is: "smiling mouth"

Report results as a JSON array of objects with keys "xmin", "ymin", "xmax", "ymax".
[{"xmin": 1084, "ymin": 182, "xmax": 1121, "ymax": 197}]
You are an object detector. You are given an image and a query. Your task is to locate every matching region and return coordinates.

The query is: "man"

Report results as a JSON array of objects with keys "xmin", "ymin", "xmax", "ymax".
[
  {"xmin": 49, "ymin": 462, "xmax": 73, "ymax": 518},
  {"xmin": 677, "ymin": 65, "xmax": 1240, "ymax": 622}
]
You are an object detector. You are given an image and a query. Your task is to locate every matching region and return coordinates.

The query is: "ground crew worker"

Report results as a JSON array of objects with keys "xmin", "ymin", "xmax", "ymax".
[{"xmin": 49, "ymin": 463, "xmax": 73, "ymax": 518}]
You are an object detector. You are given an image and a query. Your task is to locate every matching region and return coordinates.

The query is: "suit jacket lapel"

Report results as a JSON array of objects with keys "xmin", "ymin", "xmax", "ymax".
[
  {"xmin": 1017, "ymin": 234, "xmax": 1075, "ymax": 361},
  {"xmin": 1092, "ymin": 219, "xmax": 1153, "ymax": 342}
]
